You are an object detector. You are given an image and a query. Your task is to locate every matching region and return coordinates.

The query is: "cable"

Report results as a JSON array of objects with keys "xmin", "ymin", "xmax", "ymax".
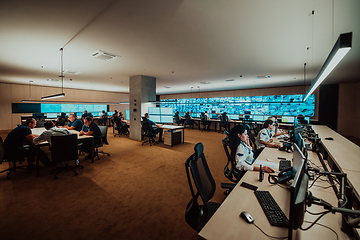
[
  {"xmin": 306, "ymin": 210, "xmax": 331, "ymax": 215},
  {"xmin": 300, "ymin": 211, "xmax": 331, "ymax": 231},
  {"xmin": 253, "ymin": 222, "xmax": 288, "ymax": 239},
  {"xmin": 303, "ymin": 220, "xmax": 338, "ymax": 240}
]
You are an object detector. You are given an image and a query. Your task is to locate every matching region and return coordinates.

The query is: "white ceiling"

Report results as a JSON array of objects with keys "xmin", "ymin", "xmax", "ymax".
[{"xmin": 0, "ymin": 0, "xmax": 359, "ymax": 95}]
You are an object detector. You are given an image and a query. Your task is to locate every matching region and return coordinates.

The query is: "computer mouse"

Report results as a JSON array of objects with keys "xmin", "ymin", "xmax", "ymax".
[{"xmin": 240, "ymin": 211, "xmax": 254, "ymax": 223}]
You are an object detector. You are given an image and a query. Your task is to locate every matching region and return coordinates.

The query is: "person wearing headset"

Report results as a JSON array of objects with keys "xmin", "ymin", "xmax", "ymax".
[
  {"xmin": 233, "ymin": 125, "xmax": 274, "ymax": 173},
  {"xmin": 255, "ymin": 119, "xmax": 282, "ymax": 155}
]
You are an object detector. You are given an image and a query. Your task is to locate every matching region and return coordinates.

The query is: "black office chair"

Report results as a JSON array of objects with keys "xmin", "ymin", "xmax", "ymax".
[
  {"xmin": 142, "ymin": 121, "xmax": 158, "ymax": 146},
  {"xmin": 174, "ymin": 113, "xmax": 184, "ymax": 126},
  {"xmin": 200, "ymin": 113, "xmax": 211, "ymax": 131},
  {"xmin": 244, "ymin": 124, "xmax": 262, "ymax": 159},
  {"xmin": 184, "ymin": 114, "xmax": 194, "ymax": 129},
  {"xmin": 99, "ymin": 115, "xmax": 107, "ymax": 126},
  {"xmin": 95, "ymin": 126, "xmax": 110, "ymax": 159},
  {"xmin": 219, "ymin": 113, "xmax": 230, "ymax": 133},
  {"xmin": 50, "ymin": 134, "xmax": 84, "ymax": 179},
  {"xmin": 0, "ymin": 136, "xmax": 31, "ymax": 180},
  {"xmin": 185, "ymin": 142, "xmax": 221, "ymax": 232},
  {"xmin": 220, "ymin": 137, "xmax": 245, "ymax": 195}
]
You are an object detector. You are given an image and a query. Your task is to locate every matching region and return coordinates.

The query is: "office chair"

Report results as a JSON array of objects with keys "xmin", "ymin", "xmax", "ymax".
[
  {"xmin": 185, "ymin": 142, "xmax": 221, "ymax": 232},
  {"xmin": 0, "ymin": 136, "xmax": 31, "ymax": 180},
  {"xmin": 142, "ymin": 121, "xmax": 158, "ymax": 146},
  {"xmin": 174, "ymin": 113, "xmax": 184, "ymax": 126},
  {"xmin": 99, "ymin": 115, "xmax": 107, "ymax": 126},
  {"xmin": 244, "ymin": 124, "xmax": 262, "ymax": 159},
  {"xmin": 95, "ymin": 126, "xmax": 110, "ymax": 159},
  {"xmin": 200, "ymin": 113, "xmax": 210, "ymax": 131},
  {"xmin": 220, "ymin": 138, "xmax": 245, "ymax": 195},
  {"xmin": 50, "ymin": 134, "xmax": 84, "ymax": 179},
  {"xmin": 219, "ymin": 113, "xmax": 230, "ymax": 133},
  {"xmin": 184, "ymin": 114, "xmax": 194, "ymax": 129}
]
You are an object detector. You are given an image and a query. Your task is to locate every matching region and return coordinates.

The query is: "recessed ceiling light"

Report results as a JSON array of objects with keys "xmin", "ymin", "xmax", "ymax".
[
  {"xmin": 225, "ymin": 79, "xmax": 235, "ymax": 82},
  {"xmin": 200, "ymin": 81, "xmax": 211, "ymax": 84},
  {"xmin": 64, "ymin": 70, "xmax": 81, "ymax": 75},
  {"xmin": 164, "ymin": 86, "xmax": 171, "ymax": 88}
]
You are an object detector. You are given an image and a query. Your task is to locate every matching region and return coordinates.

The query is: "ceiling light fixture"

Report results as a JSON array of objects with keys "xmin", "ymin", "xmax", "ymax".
[
  {"xmin": 42, "ymin": 48, "xmax": 66, "ymax": 100},
  {"xmin": 304, "ymin": 32, "xmax": 352, "ymax": 101}
]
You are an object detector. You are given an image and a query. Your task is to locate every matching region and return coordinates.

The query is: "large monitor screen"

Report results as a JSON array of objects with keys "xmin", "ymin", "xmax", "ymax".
[
  {"xmin": 125, "ymin": 109, "xmax": 130, "ymax": 120},
  {"xmin": 161, "ymin": 115, "xmax": 173, "ymax": 123},
  {"xmin": 148, "ymin": 107, "xmax": 160, "ymax": 114},
  {"xmin": 149, "ymin": 115, "xmax": 160, "ymax": 123},
  {"xmin": 161, "ymin": 108, "xmax": 173, "ymax": 115}
]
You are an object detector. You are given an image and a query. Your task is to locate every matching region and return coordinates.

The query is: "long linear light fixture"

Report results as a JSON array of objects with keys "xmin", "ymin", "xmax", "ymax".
[
  {"xmin": 21, "ymin": 99, "xmax": 119, "ymax": 104},
  {"xmin": 41, "ymin": 48, "xmax": 66, "ymax": 100},
  {"xmin": 304, "ymin": 32, "xmax": 352, "ymax": 101}
]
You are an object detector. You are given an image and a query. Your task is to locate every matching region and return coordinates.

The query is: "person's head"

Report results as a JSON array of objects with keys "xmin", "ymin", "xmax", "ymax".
[
  {"xmin": 205, "ymin": 111, "xmax": 208, "ymax": 113},
  {"xmin": 114, "ymin": 110, "xmax": 118, "ymax": 114},
  {"xmin": 44, "ymin": 121, "xmax": 55, "ymax": 130},
  {"xmin": 84, "ymin": 110, "xmax": 87, "ymax": 114},
  {"xmin": 145, "ymin": 113, "xmax": 149, "ymax": 119},
  {"xmin": 69, "ymin": 114, "xmax": 76, "ymax": 122},
  {"xmin": 115, "ymin": 112, "xmax": 119, "ymax": 116},
  {"xmin": 84, "ymin": 116, "xmax": 93, "ymax": 127},
  {"xmin": 24, "ymin": 118, "xmax": 36, "ymax": 129},
  {"xmin": 263, "ymin": 119, "xmax": 274, "ymax": 129},
  {"xmin": 102, "ymin": 110, "xmax": 105, "ymax": 113},
  {"xmin": 235, "ymin": 125, "xmax": 248, "ymax": 143}
]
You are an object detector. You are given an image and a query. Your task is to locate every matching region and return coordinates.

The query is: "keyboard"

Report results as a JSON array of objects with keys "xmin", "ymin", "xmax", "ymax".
[
  {"xmin": 254, "ymin": 190, "xmax": 289, "ymax": 227},
  {"xmin": 279, "ymin": 160, "xmax": 291, "ymax": 171}
]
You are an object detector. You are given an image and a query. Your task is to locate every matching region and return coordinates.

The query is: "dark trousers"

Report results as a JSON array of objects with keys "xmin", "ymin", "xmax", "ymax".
[
  {"xmin": 154, "ymin": 127, "xmax": 163, "ymax": 140},
  {"xmin": 204, "ymin": 121, "xmax": 211, "ymax": 130}
]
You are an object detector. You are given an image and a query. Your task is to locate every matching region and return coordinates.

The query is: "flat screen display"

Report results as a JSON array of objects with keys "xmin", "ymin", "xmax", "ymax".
[
  {"xmin": 125, "ymin": 109, "xmax": 130, "ymax": 120},
  {"xmin": 46, "ymin": 113, "xmax": 58, "ymax": 119},
  {"xmin": 149, "ymin": 115, "xmax": 161, "ymax": 123},
  {"xmin": 161, "ymin": 115, "xmax": 173, "ymax": 123},
  {"xmin": 148, "ymin": 107, "xmax": 160, "ymax": 114}
]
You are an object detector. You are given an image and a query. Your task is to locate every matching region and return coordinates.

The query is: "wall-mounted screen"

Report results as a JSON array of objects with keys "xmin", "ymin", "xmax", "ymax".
[
  {"xmin": 161, "ymin": 115, "xmax": 173, "ymax": 123},
  {"xmin": 148, "ymin": 107, "xmax": 160, "ymax": 114},
  {"xmin": 125, "ymin": 109, "xmax": 130, "ymax": 120},
  {"xmin": 46, "ymin": 113, "xmax": 58, "ymax": 119},
  {"xmin": 149, "ymin": 115, "xmax": 161, "ymax": 123}
]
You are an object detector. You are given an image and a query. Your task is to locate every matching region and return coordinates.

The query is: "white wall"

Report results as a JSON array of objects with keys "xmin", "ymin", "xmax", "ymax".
[{"xmin": 0, "ymin": 82, "xmax": 129, "ymax": 131}]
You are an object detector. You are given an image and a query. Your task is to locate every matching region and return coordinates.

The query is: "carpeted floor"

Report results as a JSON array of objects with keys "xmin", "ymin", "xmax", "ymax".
[{"xmin": 0, "ymin": 128, "xmax": 230, "ymax": 240}]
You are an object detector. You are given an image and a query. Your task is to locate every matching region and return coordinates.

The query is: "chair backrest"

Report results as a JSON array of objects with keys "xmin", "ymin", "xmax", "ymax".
[
  {"xmin": 220, "ymin": 113, "xmax": 228, "ymax": 125},
  {"xmin": 186, "ymin": 143, "xmax": 216, "ymax": 211},
  {"xmin": 142, "ymin": 121, "xmax": 155, "ymax": 137},
  {"xmin": 0, "ymin": 136, "xmax": 5, "ymax": 164},
  {"xmin": 222, "ymin": 137, "xmax": 244, "ymax": 182},
  {"xmin": 50, "ymin": 134, "xmax": 78, "ymax": 163},
  {"xmin": 244, "ymin": 124, "xmax": 256, "ymax": 150},
  {"xmin": 98, "ymin": 126, "xmax": 109, "ymax": 145}
]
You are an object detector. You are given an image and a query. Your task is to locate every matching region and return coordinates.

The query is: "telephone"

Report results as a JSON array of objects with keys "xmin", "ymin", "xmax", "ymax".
[{"xmin": 277, "ymin": 167, "xmax": 296, "ymax": 184}]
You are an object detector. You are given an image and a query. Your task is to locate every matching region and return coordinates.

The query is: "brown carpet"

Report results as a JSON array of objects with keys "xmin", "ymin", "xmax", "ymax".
[{"xmin": 0, "ymin": 128, "xmax": 229, "ymax": 240}]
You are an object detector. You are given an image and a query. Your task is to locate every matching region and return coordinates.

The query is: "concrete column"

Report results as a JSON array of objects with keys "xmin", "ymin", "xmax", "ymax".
[{"xmin": 129, "ymin": 75, "xmax": 156, "ymax": 140}]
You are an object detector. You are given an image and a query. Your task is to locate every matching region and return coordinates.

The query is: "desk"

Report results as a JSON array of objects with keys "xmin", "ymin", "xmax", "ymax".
[
  {"xmin": 160, "ymin": 125, "xmax": 185, "ymax": 144},
  {"xmin": 199, "ymin": 147, "xmax": 351, "ymax": 240},
  {"xmin": 32, "ymin": 128, "xmax": 94, "ymax": 176},
  {"xmin": 312, "ymin": 125, "xmax": 360, "ymax": 201}
]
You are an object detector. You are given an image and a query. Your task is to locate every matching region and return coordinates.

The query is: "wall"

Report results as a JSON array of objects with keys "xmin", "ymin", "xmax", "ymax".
[
  {"xmin": 0, "ymin": 82, "xmax": 129, "ymax": 131},
  {"xmin": 338, "ymin": 82, "xmax": 360, "ymax": 139},
  {"xmin": 160, "ymin": 85, "xmax": 320, "ymax": 120}
]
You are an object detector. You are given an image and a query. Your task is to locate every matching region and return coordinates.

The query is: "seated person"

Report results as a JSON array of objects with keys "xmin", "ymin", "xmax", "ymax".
[
  {"xmin": 33, "ymin": 121, "xmax": 71, "ymax": 145},
  {"xmin": 100, "ymin": 110, "xmax": 107, "ymax": 118},
  {"xmin": 255, "ymin": 120, "xmax": 282, "ymax": 155},
  {"xmin": 174, "ymin": 111, "xmax": 184, "ymax": 125},
  {"xmin": 33, "ymin": 121, "xmax": 77, "ymax": 165},
  {"xmin": 202, "ymin": 111, "xmax": 212, "ymax": 130},
  {"xmin": 184, "ymin": 112, "xmax": 197, "ymax": 128},
  {"xmin": 99, "ymin": 110, "xmax": 108, "ymax": 125},
  {"xmin": 81, "ymin": 110, "xmax": 92, "ymax": 120},
  {"xmin": 113, "ymin": 112, "xmax": 129, "ymax": 135},
  {"xmin": 233, "ymin": 125, "xmax": 274, "ymax": 173},
  {"xmin": 220, "ymin": 112, "xmax": 231, "ymax": 132},
  {"xmin": 268, "ymin": 116, "xmax": 288, "ymax": 138},
  {"xmin": 143, "ymin": 113, "xmax": 163, "ymax": 142},
  {"xmin": 79, "ymin": 116, "xmax": 102, "ymax": 159},
  {"xmin": 4, "ymin": 118, "xmax": 51, "ymax": 166},
  {"xmin": 59, "ymin": 114, "xmax": 83, "ymax": 131}
]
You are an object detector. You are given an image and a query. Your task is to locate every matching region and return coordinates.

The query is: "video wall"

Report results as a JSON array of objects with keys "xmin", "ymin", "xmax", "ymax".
[
  {"xmin": 40, "ymin": 104, "xmax": 107, "ymax": 114},
  {"xmin": 160, "ymin": 94, "xmax": 315, "ymax": 117}
]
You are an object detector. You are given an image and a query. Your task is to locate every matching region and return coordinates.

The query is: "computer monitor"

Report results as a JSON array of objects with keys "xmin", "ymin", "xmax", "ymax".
[
  {"xmin": 288, "ymin": 153, "xmax": 308, "ymax": 240},
  {"xmin": 125, "ymin": 109, "xmax": 130, "ymax": 120},
  {"xmin": 282, "ymin": 116, "xmax": 295, "ymax": 123},
  {"xmin": 161, "ymin": 115, "xmax": 173, "ymax": 123},
  {"xmin": 149, "ymin": 115, "xmax": 160, "ymax": 123},
  {"xmin": 229, "ymin": 114, "xmax": 239, "ymax": 120},
  {"xmin": 210, "ymin": 114, "xmax": 218, "ymax": 119},
  {"xmin": 33, "ymin": 113, "xmax": 44, "ymax": 120},
  {"xmin": 179, "ymin": 112, "xmax": 185, "ymax": 117},
  {"xmin": 92, "ymin": 112, "xmax": 100, "ymax": 117},
  {"xmin": 107, "ymin": 112, "xmax": 114, "ymax": 116},
  {"xmin": 46, "ymin": 113, "xmax": 58, "ymax": 119},
  {"xmin": 148, "ymin": 107, "xmax": 160, "ymax": 114},
  {"xmin": 253, "ymin": 115, "xmax": 264, "ymax": 121}
]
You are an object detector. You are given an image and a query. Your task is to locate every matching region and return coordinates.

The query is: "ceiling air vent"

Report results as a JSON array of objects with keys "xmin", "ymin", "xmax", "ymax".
[
  {"xmin": 225, "ymin": 79, "xmax": 235, "ymax": 82},
  {"xmin": 254, "ymin": 75, "xmax": 271, "ymax": 79},
  {"xmin": 64, "ymin": 70, "xmax": 81, "ymax": 75},
  {"xmin": 91, "ymin": 50, "xmax": 118, "ymax": 61}
]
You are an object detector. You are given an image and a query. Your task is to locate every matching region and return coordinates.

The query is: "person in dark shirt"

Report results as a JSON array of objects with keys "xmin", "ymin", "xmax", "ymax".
[
  {"xmin": 4, "ymin": 118, "xmax": 51, "ymax": 166},
  {"xmin": 79, "ymin": 116, "xmax": 102, "ymax": 158},
  {"xmin": 59, "ymin": 114, "xmax": 83, "ymax": 131},
  {"xmin": 81, "ymin": 110, "xmax": 92, "ymax": 120},
  {"xmin": 143, "ymin": 113, "xmax": 163, "ymax": 142},
  {"xmin": 113, "ymin": 112, "xmax": 129, "ymax": 135}
]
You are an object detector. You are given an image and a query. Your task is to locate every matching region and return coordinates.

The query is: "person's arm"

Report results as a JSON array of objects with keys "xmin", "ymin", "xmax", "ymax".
[
  {"xmin": 33, "ymin": 132, "xmax": 48, "ymax": 144},
  {"xmin": 25, "ymin": 134, "xmax": 38, "ymax": 144},
  {"xmin": 253, "ymin": 165, "xmax": 274, "ymax": 173},
  {"xmin": 235, "ymin": 144, "xmax": 254, "ymax": 171},
  {"xmin": 259, "ymin": 130, "xmax": 281, "ymax": 148}
]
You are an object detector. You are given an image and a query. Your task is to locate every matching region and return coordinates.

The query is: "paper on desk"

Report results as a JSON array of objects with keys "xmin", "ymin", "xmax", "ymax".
[{"xmin": 254, "ymin": 160, "xmax": 279, "ymax": 170}]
